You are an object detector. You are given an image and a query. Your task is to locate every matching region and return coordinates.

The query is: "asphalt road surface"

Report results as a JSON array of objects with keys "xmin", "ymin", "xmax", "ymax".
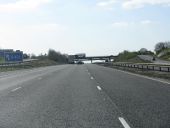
[
  {"xmin": 138, "ymin": 55, "xmax": 170, "ymax": 64},
  {"xmin": 0, "ymin": 64, "xmax": 170, "ymax": 128}
]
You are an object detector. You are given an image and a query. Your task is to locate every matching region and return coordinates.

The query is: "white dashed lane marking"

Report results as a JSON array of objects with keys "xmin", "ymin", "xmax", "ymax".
[
  {"xmin": 119, "ymin": 117, "xmax": 131, "ymax": 128},
  {"xmin": 97, "ymin": 86, "xmax": 102, "ymax": 91},
  {"xmin": 11, "ymin": 87, "xmax": 22, "ymax": 92},
  {"xmin": 90, "ymin": 76, "xmax": 94, "ymax": 80}
]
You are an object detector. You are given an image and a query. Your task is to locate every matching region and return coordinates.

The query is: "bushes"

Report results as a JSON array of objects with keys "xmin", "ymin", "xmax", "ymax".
[{"xmin": 48, "ymin": 49, "xmax": 68, "ymax": 63}]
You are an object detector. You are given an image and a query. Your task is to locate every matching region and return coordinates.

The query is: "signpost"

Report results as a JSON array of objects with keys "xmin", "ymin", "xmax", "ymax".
[{"xmin": 4, "ymin": 52, "xmax": 23, "ymax": 63}]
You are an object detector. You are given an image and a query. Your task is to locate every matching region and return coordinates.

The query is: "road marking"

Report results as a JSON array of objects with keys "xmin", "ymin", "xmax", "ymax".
[
  {"xmin": 38, "ymin": 77, "xmax": 42, "ymax": 80},
  {"xmin": 91, "ymin": 76, "xmax": 94, "ymax": 80},
  {"xmin": 0, "ymin": 75, "xmax": 10, "ymax": 78},
  {"xmin": 115, "ymin": 69, "xmax": 170, "ymax": 85},
  {"xmin": 11, "ymin": 87, "xmax": 22, "ymax": 92},
  {"xmin": 119, "ymin": 117, "xmax": 131, "ymax": 128},
  {"xmin": 97, "ymin": 86, "xmax": 102, "ymax": 91}
]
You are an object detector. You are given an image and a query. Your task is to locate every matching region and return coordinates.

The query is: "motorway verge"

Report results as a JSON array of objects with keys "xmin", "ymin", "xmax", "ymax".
[
  {"xmin": 0, "ymin": 59, "xmax": 60, "ymax": 72},
  {"xmin": 97, "ymin": 63, "xmax": 170, "ymax": 82}
]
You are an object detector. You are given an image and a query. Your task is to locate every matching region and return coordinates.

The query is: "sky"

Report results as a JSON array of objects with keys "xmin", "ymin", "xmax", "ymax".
[{"xmin": 0, "ymin": 0, "xmax": 170, "ymax": 56}]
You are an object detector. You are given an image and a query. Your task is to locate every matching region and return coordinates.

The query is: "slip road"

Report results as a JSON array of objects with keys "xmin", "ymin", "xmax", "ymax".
[{"xmin": 0, "ymin": 64, "xmax": 169, "ymax": 128}]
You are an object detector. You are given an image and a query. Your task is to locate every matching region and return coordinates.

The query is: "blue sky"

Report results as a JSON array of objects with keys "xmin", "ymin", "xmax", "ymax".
[{"xmin": 0, "ymin": 0, "xmax": 170, "ymax": 56}]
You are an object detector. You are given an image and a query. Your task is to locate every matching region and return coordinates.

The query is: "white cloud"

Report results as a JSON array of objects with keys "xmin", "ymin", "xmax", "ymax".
[
  {"xmin": 97, "ymin": 0, "xmax": 117, "ymax": 6},
  {"xmin": 112, "ymin": 20, "xmax": 154, "ymax": 28},
  {"xmin": 0, "ymin": 0, "xmax": 51, "ymax": 12},
  {"xmin": 122, "ymin": 0, "xmax": 170, "ymax": 9},
  {"xmin": 96, "ymin": 0, "xmax": 170, "ymax": 10},
  {"xmin": 112, "ymin": 22, "xmax": 129, "ymax": 27},
  {"xmin": 140, "ymin": 20, "xmax": 152, "ymax": 25},
  {"xmin": 96, "ymin": 0, "xmax": 117, "ymax": 10}
]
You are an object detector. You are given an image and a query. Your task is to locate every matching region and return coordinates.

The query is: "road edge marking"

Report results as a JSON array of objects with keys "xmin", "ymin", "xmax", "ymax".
[
  {"xmin": 90, "ymin": 76, "xmax": 94, "ymax": 80},
  {"xmin": 112, "ymin": 68, "xmax": 170, "ymax": 85},
  {"xmin": 119, "ymin": 117, "xmax": 131, "ymax": 128},
  {"xmin": 11, "ymin": 87, "xmax": 22, "ymax": 92}
]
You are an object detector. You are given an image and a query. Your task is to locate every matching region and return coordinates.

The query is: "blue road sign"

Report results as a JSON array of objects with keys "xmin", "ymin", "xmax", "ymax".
[
  {"xmin": 0, "ymin": 52, "xmax": 5, "ymax": 57},
  {"xmin": 5, "ymin": 52, "xmax": 23, "ymax": 62}
]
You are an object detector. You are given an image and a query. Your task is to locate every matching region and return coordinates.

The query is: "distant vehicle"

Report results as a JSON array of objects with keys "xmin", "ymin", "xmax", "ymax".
[{"xmin": 77, "ymin": 61, "xmax": 84, "ymax": 64}]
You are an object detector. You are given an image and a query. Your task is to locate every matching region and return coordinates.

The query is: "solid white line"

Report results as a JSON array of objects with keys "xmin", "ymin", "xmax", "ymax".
[
  {"xmin": 11, "ymin": 87, "xmax": 22, "ymax": 92},
  {"xmin": 119, "ymin": 117, "xmax": 131, "ymax": 128},
  {"xmin": 97, "ymin": 86, "xmax": 102, "ymax": 91},
  {"xmin": 114, "ymin": 68, "xmax": 170, "ymax": 85},
  {"xmin": 91, "ymin": 77, "xmax": 94, "ymax": 80}
]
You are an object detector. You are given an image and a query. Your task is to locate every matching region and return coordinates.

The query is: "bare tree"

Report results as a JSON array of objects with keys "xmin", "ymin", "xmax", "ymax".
[
  {"xmin": 48, "ymin": 49, "xmax": 68, "ymax": 63},
  {"xmin": 155, "ymin": 42, "xmax": 167, "ymax": 54}
]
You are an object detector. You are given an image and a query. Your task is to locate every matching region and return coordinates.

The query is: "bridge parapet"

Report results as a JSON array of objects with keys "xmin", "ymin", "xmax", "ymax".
[{"xmin": 68, "ymin": 54, "xmax": 117, "ymax": 63}]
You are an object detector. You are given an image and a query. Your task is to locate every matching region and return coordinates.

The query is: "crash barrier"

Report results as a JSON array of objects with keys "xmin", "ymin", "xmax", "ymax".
[
  {"xmin": 0, "ymin": 62, "xmax": 33, "ymax": 70},
  {"xmin": 102, "ymin": 62, "xmax": 170, "ymax": 72}
]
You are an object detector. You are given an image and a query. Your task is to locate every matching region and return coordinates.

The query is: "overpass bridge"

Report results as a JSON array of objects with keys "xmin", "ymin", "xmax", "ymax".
[{"xmin": 68, "ymin": 54, "xmax": 117, "ymax": 63}]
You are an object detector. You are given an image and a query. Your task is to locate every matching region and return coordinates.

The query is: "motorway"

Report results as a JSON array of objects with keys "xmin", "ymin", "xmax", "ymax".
[
  {"xmin": 138, "ymin": 55, "xmax": 170, "ymax": 65},
  {"xmin": 0, "ymin": 64, "xmax": 170, "ymax": 128}
]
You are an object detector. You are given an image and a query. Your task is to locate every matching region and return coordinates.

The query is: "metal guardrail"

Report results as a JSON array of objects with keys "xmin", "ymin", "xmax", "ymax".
[
  {"xmin": 111, "ymin": 63, "xmax": 170, "ymax": 72},
  {"xmin": 0, "ymin": 62, "xmax": 23, "ymax": 66},
  {"xmin": 0, "ymin": 59, "xmax": 37, "ymax": 67},
  {"xmin": 97, "ymin": 62, "xmax": 170, "ymax": 72},
  {"xmin": 0, "ymin": 61, "xmax": 34, "ymax": 70}
]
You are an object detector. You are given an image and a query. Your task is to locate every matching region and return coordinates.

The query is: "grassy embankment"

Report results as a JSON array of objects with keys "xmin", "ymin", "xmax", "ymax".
[
  {"xmin": 0, "ymin": 59, "xmax": 59, "ymax": 72},
  {"xmin": 114, "ymin": 51, "xmax": 151, "ymax": 63},
  {"xmin": 159, "ymin": 49, "xmax": 170, "ymax": 61},
  {"xmin": 101, "ymin": 51, "xmax": 170, "ymax": 81}
]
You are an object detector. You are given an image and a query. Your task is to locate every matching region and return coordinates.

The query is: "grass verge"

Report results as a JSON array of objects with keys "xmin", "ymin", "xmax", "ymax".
[
  {"xmin": 0, "ymin": 59, "xmax": 61, "ymax": 72},
  {"xmin": 98, "ymin": 64, "xmax": 170, "ymax": 81}
]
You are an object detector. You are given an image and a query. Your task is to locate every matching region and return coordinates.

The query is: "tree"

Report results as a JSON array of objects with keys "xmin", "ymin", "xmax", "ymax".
[
  {"xmin": 155, "ymin": 42, "xmax": 170, "ymax": 54},
  {"xmin": 31, "ymin": 54, "xmax": 37, "ymax": 59},
  {"xmin": 23, "ymin": 53, "xmax": 30, "ymax": 59},
  {"xmin": 139, "ymin": 48, "xmax": 148, "ymax": 54},
  {"xmin": 139, "ymin": 48, "xmax": 154, "ymax": 55},
  {"xmin": 48, "ymin": 49, "xmax": 68, "ymax": 63},
  {"xmin": 37, "ymin": 53, "xmax": 48, "ymax": 60}
]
